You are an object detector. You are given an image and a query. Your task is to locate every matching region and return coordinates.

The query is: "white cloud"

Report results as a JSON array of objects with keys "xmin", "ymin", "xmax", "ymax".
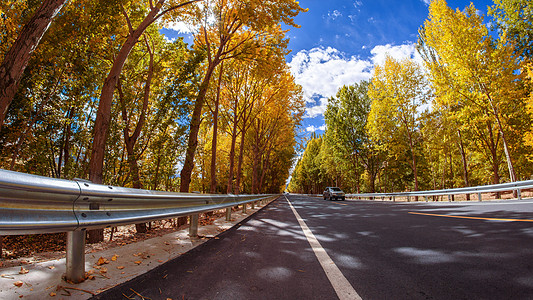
[
  {"xmin": 305, "ymin": 97, "xmax": 329, "ymax": 118},
  {"xmin": 288, "ymin": 43, "xmax": 421, "ymax": 120},
  {"xmin": 306, "ymin": 125, "xmax": 327, "ymax": 132},
  {"xmin": 163, "ymin": 36, "xmax": 177, "ymax": 43},
  {"xmin": 289, "ymin": 47, "xmax": 372, "ymax": 118},
  {"xmin": 164, "ymin": 20, "xmax": 195, "ymax": 34},
  {"xmin": 327, "ymin": 10, "xmax": 342, "ymax": 20},
  {"xmin": 421, "ymin": 0, "xmax": 431, "ymax": 6},
  {"xmin": 370, "ymin": 43, "xmax": 422, "ymax": 66}
]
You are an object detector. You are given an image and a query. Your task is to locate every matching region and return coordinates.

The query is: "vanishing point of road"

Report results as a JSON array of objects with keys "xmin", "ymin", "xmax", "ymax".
[{"xmin": 93, "ymin": 194, "xmax": 533, "ymax": 299}]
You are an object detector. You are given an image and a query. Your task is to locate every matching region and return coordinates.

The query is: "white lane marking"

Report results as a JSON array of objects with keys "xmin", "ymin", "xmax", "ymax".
[{"xmin": 285, "ymin": 196, "xmax": 362, "ymax": 300}]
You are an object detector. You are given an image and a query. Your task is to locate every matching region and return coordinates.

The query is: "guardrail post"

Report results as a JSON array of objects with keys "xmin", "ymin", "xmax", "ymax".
[
  {"xmin": 251, "ymin": 201, "xmax": 255, "ymax": 209},
  {"xmin": 242, "ymin": 203, "xmax": 247, "ymax": 213},
  {"xmin": 424, "ymin": 196, "xmax": 428, "ymax": 202},
  {"xmin": 478, "ymin": 192, "xmax": 482, "ymax": 202},
  {"xmin": 407, "ymin": 195, "xmax": 410, "ymax": 202},
  {"xmin": 189, "ymin": 214, "xmax": 199, "ymax": 237},
  {"xmin": 517, "ymin": 189, "xmax": 522, "ymax": 200},
  {"xmin": 225, "ymin": 207, "xmax": 232, "ymax": 221},
  {"xmin": 65, "ymin": 230, "xmax": 86, "ymax": 283},
  {"xmin": 392, "ymin": 196, "xmax": 395, "ymax": 202}
]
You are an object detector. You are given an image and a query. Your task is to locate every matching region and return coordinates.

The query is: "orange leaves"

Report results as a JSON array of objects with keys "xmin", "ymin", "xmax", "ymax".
[{"xmin": 96, "ymin": 257, "xmax": 109, "ymax": 266}]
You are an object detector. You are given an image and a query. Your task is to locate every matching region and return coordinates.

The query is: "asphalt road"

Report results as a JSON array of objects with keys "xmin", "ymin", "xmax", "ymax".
[{"xmin": 92, "ymin": 195, "xmax": 533, "ymax": 300}]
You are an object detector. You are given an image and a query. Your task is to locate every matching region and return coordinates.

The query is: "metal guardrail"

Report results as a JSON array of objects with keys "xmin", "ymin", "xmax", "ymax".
[
  {"xmin": 344, "ymin": 180, "xmax": 533, "ymax": 201},
  {"xmin": 0, "ymin": 169, "xmax": 278, "ymax": 282}
]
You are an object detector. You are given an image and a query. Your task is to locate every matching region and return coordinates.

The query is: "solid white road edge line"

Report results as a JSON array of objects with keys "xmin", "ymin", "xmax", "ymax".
[{"xmin": 285, "ymin": 196, "xmax": 362, "ymax": 300}]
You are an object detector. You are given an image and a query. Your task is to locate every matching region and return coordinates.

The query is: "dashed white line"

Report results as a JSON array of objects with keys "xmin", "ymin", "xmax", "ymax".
[{"xmin": 285, "ymin": 196, "xmax": 362, "ymax": 300}]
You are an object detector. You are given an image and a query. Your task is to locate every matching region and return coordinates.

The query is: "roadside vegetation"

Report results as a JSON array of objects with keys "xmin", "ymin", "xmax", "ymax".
[
  {"xmin": 0, "ymin": 0, "xmax": 306, "ymax": 248},
  {"xmin": 289, "ymin": 0, "xmax": 533, "ymax": 195}
]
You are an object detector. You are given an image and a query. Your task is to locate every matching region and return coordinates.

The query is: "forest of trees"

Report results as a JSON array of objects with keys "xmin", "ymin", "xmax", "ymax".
[
  {"xmin": 0, "ymin": 0, "xmax": 306, "ymax": 242},
  {"xmin": 289, "ymin": 0, "xmax": 533, "ymax": 195},
  {"xmin": 0, "ymin": 0, "xmax": 305, "ymax": 195}
]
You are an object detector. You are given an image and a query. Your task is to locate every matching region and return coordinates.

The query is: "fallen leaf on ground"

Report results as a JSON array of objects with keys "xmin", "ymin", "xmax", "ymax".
[
  {"xmin": 14, "ymin": 281, "xmax": 23, "ymax": 287},
  {"xmin": 117, "ymin": 266, "xmax": 125, "ymax": 270},
  {"xmin": 111, "ymin": 254, "xmax": 118, "ymax": 261},
  {"xmin": 158, "ymin": 260, "xmax": 164, "ymax": 263},
  {"xmin": 134, "ymin": 261, "xmax": 142, "ymax": 265},
  {"xmin": 49, "ymin": 292, "xmax": 56, "ymax": 297},
  {"xmin": 96, "ymin": 257, "xmax": 109, "ymax": 265},
  {"xmin": 48, "ymin": 266, "xmax": 55, "ymax": 270},
  {"xmin": 19, "ymin": 267, "xmax": 29, "ymax": 274},
  {"xmin": 100, "ymin": 267, "xmax": 108, "ymax": 274}
]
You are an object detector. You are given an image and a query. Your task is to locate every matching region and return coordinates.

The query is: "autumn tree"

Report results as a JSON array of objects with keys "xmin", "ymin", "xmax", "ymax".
[
  {"xmin": 88, "ymin": 0, "xmax": 199, "ymax": 189},
  {"xmin": 324, "ymin": 81, "xmax": 384, "ymax": 193},
  {"xmin": 367, "ymin": 56, "xmax": 429, "ymax": 193},
  {"xmin": 179, "ymin": 0, "xmax": 306, "ymax": 193},
  {"xmin": 0, "ymin": 0, "xmax": 68, "ymax": 130},
  {"xmin": 490, "ymin": 0, "xmax": 533, "ymax": 60},
  {"xmin": 421, "ymin": 0, "xmax": 528, "ymax": 184},
  {"xmin": 289, "ymin": 136, "xmax": 323, "ymax": 194}
]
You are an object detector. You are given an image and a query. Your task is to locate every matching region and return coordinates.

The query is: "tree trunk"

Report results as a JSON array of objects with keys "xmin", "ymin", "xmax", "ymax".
[
  {"xmin": 457, "ymin": 130, "xmax": 470, "ymax": 200},
  {"xmin": 153, "ymin": 153, "xmax": 162, "ymax": 190},
  {"xmin": 226, "ymin": 118, "xmax": 238, "ymax": 194},
  {"xmin": 118, "ymin": 37, "xmax": 154, "ymax": 234},
  {"xmin": 485, "ymin": 89, "xmax": 516, "ymax": 183},
  {"xmin": 486, "ymin": 124, "xmax": 501, "ymax": 198},
  {"xmin": 89, "ymin": 0, "xmax": 199, "ymax": 186},
  {"xmin": 0, "ymin": 0, "xmax": 67, "ymax": 130},
  {"xmin": 251, "ymin": 143, "xmax": 260, "ymax": 194},
  {"xmin": 235, "ymin": 126, "xmax": 246, "ymax": 194},
  {"xmin": 406, "ymin": 131, "xmax": 419, "ymax": 201},
  {"xmin": 210, "ymin": 62, "xmax": 223, "ymax": 194},
  {"xmin": 87, "ymin": 7, "xmax": 161, "ymax": 243},
  {"xmin": 180, "ymin": 59, "xmax": 219, "ymax": 193}
]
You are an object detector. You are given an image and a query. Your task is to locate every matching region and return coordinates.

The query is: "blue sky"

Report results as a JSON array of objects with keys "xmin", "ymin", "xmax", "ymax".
[
  {"xmin": 163, "ymin": 0, "xmax": 495, "ymax": 138},
  {"xmin": 285, "ymin": 0, "xmax": 494, "ymax": 137}
]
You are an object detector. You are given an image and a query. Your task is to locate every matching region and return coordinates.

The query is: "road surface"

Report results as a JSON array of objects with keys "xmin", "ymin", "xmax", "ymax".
[{"xmin": 92, "ymin": 195, "xmax": 533, "ymax": 299}]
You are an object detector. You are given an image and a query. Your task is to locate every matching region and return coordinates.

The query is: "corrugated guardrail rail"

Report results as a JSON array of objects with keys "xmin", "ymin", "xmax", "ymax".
[
  {"xmin": 345, "ymin": 180, "xmax": 533, "ymax": 201},
  {"xmin": 0, "ymin": 169, "xmax": 278, "ymax": 282}
]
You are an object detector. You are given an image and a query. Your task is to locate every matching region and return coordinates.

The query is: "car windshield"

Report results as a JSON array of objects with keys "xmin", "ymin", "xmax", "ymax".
[{"xmin": 331, "ymin": 187, "xmax": 342, "ymax": 192}]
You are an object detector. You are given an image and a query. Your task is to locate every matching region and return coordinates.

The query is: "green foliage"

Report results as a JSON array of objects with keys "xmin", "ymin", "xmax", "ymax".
[
  {"xmin": 0, "ymin": 0, "xmax": 303, "ymax": 195},
  {"xmin": 291, "ymin": 1, "xmax": 533, "ymax": 194},
  {"xmin": 490, "ymin": 0, "xmax": 533, "ymax": 60}
]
